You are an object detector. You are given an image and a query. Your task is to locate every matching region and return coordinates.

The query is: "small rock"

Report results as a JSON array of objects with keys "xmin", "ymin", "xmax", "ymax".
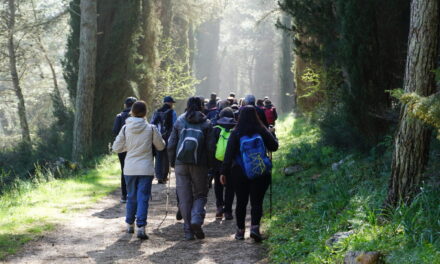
[
  {"xmin": 284, "ymin": 165, "xmax": 304, "ymax": 176},
  {"xmin": 326, "ymin": 231, "xmax": 354, "ymax": 247},
  {"xmin": 344, "ymin": 251, "xmax": 382, "ymax": 264}
]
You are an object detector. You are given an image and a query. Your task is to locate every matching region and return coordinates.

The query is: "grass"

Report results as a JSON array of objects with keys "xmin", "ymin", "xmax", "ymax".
[
  {"xmin": 0, "ymin": 155, "xmax": 120, "ymax": 260},
  {"xmin": 264, "ymin": 115, "xmax": 440, "ymax": 263}
]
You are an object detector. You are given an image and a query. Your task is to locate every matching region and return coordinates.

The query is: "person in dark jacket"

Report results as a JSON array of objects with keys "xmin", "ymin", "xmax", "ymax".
[
  {"xmin": 220, "ymin": 106, "xmax": 278, "ymax": 242},
  {"xmin": 243, "ymin": 95, "xmax": 269, "ymax": 128},
  {"xmin": 151, "ymin": 96, "xmax": 176, "ymax": 184},
  {"xmin": 168, "ymin": 97, "xmax": 213, "ymax": 241},
  {"xmin": 112, "ymin": 96, "xmax": 137, "ymax": 203},
  {"xmin": 208, "ymin": 107, "xmax": 236, "ymax": 220}
]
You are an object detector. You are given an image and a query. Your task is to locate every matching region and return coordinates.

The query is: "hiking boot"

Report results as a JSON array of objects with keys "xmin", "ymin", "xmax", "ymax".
[
  {"xmin": 250, "ymin": 225, "xmax": 263, "ymax": 243},
  {"xmin": 137, "ymin": 226, "xmax": 149, "ymax": 240},
  {"xmin": 126, "ymin": 224, "xmax": 134, "ymax": 234},
  {"xmin": 190, "ymin": 223, "xmax": 205, "ymax": 239},
  {"xmin": 157, "ymin": 179, "xmax": 166, "ymax": 184},
  {"xmin": 224, "ymin": 211, "xmax": 233, "ymax": 220},
  {"xmin": 215, "ymin": 207, "xmax": 224, "ymax": 219},
  {"xmin": 235, "ymin": 228, "xmax": 245, "ymax": 240},
  {"xmin": 176, "ymin": 209, "xmax": 183, "ymax": 221},
  {"xmin": 184, "ymin": 232, "xmax": 195, "ymax": 241}
]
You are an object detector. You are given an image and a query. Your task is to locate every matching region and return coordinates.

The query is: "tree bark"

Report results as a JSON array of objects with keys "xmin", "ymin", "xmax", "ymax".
[
  {"xmin": 7, "ymin": 0, "xmax": 32, "ymax": 145},
  {"xmin": 280, "ymin": 13, "xmax": 294, "ymax": 113},
  {"xmin": 386, "ymin": 0, "xmax": 439, "ymax": 206},
  {"xmin": 72, "ymin": 0, "xmax": 97, "ymax": 161}
]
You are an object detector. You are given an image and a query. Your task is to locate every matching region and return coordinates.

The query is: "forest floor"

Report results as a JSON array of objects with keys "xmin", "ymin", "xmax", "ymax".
[{"xmin": 4, "ymin": 171, "xmax": 267, "ymax": 264}]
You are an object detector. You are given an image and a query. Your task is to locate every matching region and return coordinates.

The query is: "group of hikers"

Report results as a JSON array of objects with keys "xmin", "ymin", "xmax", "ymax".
[{"xmin": 112, "ymin": 92, "xmax": 279, "ymax": 242}]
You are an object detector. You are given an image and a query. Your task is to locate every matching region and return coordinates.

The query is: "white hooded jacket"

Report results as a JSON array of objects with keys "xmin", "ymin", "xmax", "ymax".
[{"xmin": 112, "ymin": 117, "xmax": 166, "ymax": 176}]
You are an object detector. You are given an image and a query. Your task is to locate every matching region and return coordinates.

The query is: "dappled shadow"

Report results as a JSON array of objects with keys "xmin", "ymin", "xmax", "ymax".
[{"xmin": 86, "ymin": 233, "xmax": 144, "ymax": 263}]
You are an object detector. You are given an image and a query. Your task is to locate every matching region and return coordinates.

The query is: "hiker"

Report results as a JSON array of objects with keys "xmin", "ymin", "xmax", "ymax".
[
  {"xmin": 243, "ymin": 95, "xmax": 270, "ymax": 128},
  {"xmin": 220, "ymin": 106, "xmax": 278, "ymax": 242},
  {"xmin": 112, "ymin": 96, "xmax": 137, "ymax": 203},
  {"xmin": 206, "ymin": 93, "xmax": 217, "ymax": 111},
  {"xmin": 112, "ymin": 101, "xmax": 166, "ymax": 239},
  {"xmin": 256, "ymin": 99, "xmax": 265, "ymax": 110},
  {"xmin": 151, "ymin": 96, "xmax": 176, "ymax": 184},
  {"xmin": 168, "ymin": 97, "xmax": 213, "ymax": 240},
  {"xmin": 228, "ymin": 92, "xmax": 238, "ymax": 105},
  {"xmin": 264, "ymin": 100, "xmax": 278, "ymax": 126},
  {"xmin": 208, "ymin": 107, "xmax": 236, "ymax": 220}
]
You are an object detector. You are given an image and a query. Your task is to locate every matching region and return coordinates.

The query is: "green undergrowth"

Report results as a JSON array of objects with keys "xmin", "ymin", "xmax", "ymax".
[
  {"xmin": 0, "ymin": 155, "xmax": 120, "ymax": 260},
  {"xmin": 264, "ymin": 115, "xmax": 440, "ymax": 263}
]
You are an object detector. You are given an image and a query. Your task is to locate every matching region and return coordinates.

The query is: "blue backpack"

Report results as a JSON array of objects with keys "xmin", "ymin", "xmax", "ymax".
[{"xmin": 238, "ymin": 134, "xmax": 272, "ymax": 180}]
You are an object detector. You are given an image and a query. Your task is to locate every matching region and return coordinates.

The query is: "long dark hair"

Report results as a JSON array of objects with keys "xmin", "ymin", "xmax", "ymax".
[
  {"xmin": 185, "ymin": 96, "xmax": 203, "ymax": 120},
  {"xmin": 235, "ymin": 106, "xmax": 265, "ymax": 136}
]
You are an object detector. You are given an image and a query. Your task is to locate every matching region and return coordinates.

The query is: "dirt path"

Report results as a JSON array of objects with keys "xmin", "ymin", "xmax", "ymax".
[{"xmin": 5, "ymin": 172, "xmax": 267, "ymax": 264}]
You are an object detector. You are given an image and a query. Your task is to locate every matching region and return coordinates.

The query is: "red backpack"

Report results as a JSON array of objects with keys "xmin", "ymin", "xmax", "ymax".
[{"xmin": 264, "ymin": 107, "xmax": 276, "ymax": 125}]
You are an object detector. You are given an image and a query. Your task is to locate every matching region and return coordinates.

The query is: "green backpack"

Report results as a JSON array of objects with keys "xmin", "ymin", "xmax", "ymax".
[{"xmin": 215, "ymin": 126, "xmax": 231, "ymax": 161}]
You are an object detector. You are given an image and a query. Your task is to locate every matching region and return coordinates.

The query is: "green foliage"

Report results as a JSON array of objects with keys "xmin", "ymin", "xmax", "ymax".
[
  {"xmin": 280, "ymin": 0, "xmax": 410, "ymax": 150},
  {"xmin": 0, "ymin": 156, "xmax": 120, "ymax": 260},
  {"xmin": 265, "ymin": 117, "xmax": 440, "ymax": 263},
  {"xmin": 154, "ymin": 38, "xmax": 199, "ymax": 106}
]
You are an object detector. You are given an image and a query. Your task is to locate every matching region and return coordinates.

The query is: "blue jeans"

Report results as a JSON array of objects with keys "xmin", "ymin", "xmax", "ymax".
[
  {"xmin": 155, "ymin": 149, "xmax": 170, "ymax": 180},
  {"xmin": 124, "ymin": 175, "xmax": 153, "ymax": 227}
]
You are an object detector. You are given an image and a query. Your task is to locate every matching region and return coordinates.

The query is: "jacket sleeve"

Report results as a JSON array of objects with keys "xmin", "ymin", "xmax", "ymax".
[
  {"xmin": 220, "ymin": 131, "xmax": 239, "ymax": 177},
  {"xmin": 208, "ymin": 126, "xmax": 221, "ymax": 162},
  {"xmin": 205, "ymin": 122, "xmax": 214, "ymax": 168},
  {"xmin": 112, "ymin": 114, "xmax": 122, "ymax": 137},
  {"xmin": 112, "ymin": 125, "xmax": 127, "ymax": 153},
  {"xmin": 274, "ymin": 108, "xmax": 278, "ymax": 121},
  {"xmin": 167, "ymin": 121, "xmax": 180, "ymax": 167},
  {"xmin": 261, "ymin": 127, "xmax": 279, "ymax": 152},
  {"xmin": 152, "ymin": 125, "xmax": 166, "ymax": 151}
]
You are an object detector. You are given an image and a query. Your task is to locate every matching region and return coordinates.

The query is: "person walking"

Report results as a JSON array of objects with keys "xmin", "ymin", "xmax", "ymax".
[
  {"xmin": 151, "ymin": 96, "xmax": 176, "ymax": 184},
  {"xmin": 264, "ymin": 99, "xmax": 278, "ymax": 126},
  {"xmin": 243, "ymin": 95, "xmax": 270, "ymax": 128},
  {"xmin": 208, "ymin": 107, "xmax": 236, "ymax": 220},
  {"xmin": 220, "ymin": 106, "xmax": 278, "ymax": 242},
  {"xmin": 112, "ymin": 96, "xmax": 137, "ymax": 203},
  {"xmin": 168, "ymin": 97, "xmax": 212, "ymax": 240},
  {"xmin": 112, "ymin": 101, "xmax": 166, "ymax": 239}
]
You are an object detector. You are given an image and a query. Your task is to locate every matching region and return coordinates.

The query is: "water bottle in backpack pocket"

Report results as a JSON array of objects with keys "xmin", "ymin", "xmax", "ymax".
[
  {"xmin": 237, "ymin": 134, "xmax": 272, "ymax": 180},
  {"xmin": 176, "ymin": 121, "xmax": 205, "ymax": 164}
]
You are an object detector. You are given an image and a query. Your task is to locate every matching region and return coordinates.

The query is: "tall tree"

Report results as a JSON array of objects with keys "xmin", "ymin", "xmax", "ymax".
[
  {"xmin": 6, "ymin": 0, "xmax": 31, "ymax": 145},
  {"xmin": 72, "ymin": 0, "xmax": 97, "ymax": 161},
  {"xmin": 386, "ymin": 0, "xmax": 439, "ymax": 206},
  {"xmin": 279, "ymin": 13, "xmax": 294, "ymax": 113}
]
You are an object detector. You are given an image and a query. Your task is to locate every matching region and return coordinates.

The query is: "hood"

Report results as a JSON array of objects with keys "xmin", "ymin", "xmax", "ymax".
[
  {"xmin": 216, "ymin": 117, "xmax": 236, "ymax": 129},
  {"xmin": 125, "ymin": 117, "xmax": 148, "ymax": 134},
  {"xmin": 185, "ymin": 111, "xmax": 207, "ymax": 124}
]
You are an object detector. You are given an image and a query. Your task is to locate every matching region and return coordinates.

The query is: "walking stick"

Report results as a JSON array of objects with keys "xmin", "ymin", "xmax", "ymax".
[
  {"xmin": 157, "ymin": 169, "xmax": 172, "ymax": 230},
  {"xmin": 269, "ymin": 152, "xmax": 273, "ymax": 219}
]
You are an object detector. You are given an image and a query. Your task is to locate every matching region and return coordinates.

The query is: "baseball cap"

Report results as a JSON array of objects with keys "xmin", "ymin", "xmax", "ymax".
[{"xmin": 164, "ymin": 96, "xmax": 176, "ymax": 103}]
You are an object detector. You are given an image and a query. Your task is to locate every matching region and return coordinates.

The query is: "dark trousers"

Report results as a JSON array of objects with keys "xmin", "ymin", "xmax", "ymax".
[
  {"xmin": 155, "ymin": 149, "xmax": 170, "ymax": 180},
  {"xmin": 232, "ymin": 166, "xmax": 271, "ymax": 229},
  {"xmin": 118, "ymin": 152, "xmax": 127, "ymax": 199},
  {"xmin": 214, "ymin": 171, "xmax": 235, "ymax": 213}
]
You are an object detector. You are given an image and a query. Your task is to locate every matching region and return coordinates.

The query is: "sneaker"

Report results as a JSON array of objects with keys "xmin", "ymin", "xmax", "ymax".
[
  {"xmin": 190, "ymin": 223, "xmax": 205, "ymax": 239},
  {"xmin": 120, "ymin": 198, "xmax": 127, "ymax": 203},
  {"xmin": 157, "ymin": 179, "xmax": 166, "ymax": 184},
  {"xmin": 224, "ymin": 211, "xmax": 233, "ymax": 220},
  {"xmin": 137, "ymin": 226, "xmax": 149, "ymax": 240},
  {"xmin": 184, "ymin": 232, "xmax": 195, "ymax": 241},
  {"xmin": 235, "ymin": 228, "xmax": 245, "ymax": 240},
  {"xmin": 215, "ymin": 207, "xmax": 224, "ymax": 219},
  {"xmin": 127, "ymin": 224, "xmax": 134, "ymax": 234},
  {"xmin": 250, "ymin": 225, "xmax": 263, "ymax": 242},
  {"xmin": 176, "ymin": 209, "xmax": 183, "ymax": 221}
]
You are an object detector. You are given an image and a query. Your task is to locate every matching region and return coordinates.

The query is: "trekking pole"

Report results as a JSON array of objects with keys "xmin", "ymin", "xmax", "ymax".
[
  {"xmin": 269, "ymin": 152, "xmax": 273, "ymax": 219},
  {"xmin": 157, "ymin": 169, "xmax": 172, "ymax": 230}
]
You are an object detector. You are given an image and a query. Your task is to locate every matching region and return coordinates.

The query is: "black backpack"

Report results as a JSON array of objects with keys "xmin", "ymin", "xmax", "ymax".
[{"xmin": 153, "ymin": 109, "xmax": 172, "ymax": 138}]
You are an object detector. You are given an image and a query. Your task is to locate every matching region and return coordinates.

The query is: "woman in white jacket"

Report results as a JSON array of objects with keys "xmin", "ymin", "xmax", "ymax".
[{"xmin": 112, "ymin": 101, "xmax": 166, "ymax": 239}]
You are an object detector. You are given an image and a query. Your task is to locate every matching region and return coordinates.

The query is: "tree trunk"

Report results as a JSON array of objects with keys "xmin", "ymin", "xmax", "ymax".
[
  {"xmin": 386, "ymin": 0, "xmax": 439, "ymax": 206},
  {"xmin": 72, "ymin": 0, "xmax": 97, "ymax": 161},
  {"xmin": 280, "ymin": 13, "xmax": 294, "ymax": 113},
  {"xmin": 7, "ymin": 0, "xmax": 32, "ymax": 145}
]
